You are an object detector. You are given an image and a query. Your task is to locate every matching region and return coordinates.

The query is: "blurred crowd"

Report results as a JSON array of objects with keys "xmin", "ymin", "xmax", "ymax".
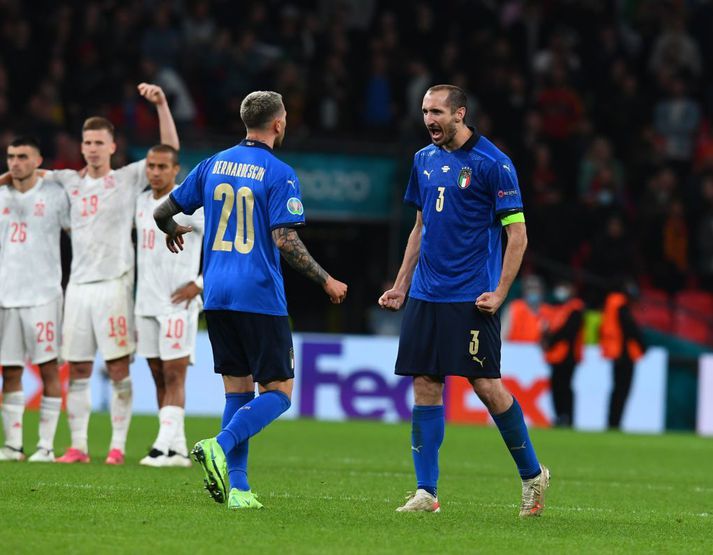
[{"xmin": 2, "ymin": 0, "xmax": 713, "ymax": 304}]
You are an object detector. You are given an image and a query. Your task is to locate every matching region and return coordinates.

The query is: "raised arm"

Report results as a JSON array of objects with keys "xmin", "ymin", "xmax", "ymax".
[
  {"xmin": 378, "ymin": 211, "xmax": 422, "ymax": 311},
  {"xmin": 271, "ymin": 227, "xmax": 347, "ymax": 304},
  {"xmin": 154, "ymin": 196, "xmax": 193, "ymax": 253},
  {"xmin": 476, "ymin": 221, "xmax": 528, "ymax": 315},
  {"xmin": 138, "ymin": 83, "xmax": 179, "ymax": 150}
]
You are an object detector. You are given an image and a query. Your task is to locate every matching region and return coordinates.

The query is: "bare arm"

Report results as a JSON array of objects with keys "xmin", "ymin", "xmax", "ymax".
[
  {"xmin": 378, "ymin": 211, "xmax": 422, "ymax": 311},
  {"xmin": 154, "ymin": 196, "xmax": 193, "ymax": 253},
  {"xmin": 271, "ymin": 227, "xmax": 347, "ymax": 303},
  {"xmin": 476, "ymin": 221, "xmax": 527, "ymax": 315},
  {"xmin": 137, "ymin": 83, "xmax": 180, "ymax": 150}
]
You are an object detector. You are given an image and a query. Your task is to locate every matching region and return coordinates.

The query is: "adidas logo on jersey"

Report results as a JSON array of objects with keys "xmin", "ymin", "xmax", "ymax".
[
  {"xmin": 2, "ymin": 207, "xmax": 9, "ymax": 215},
  {"xmin": 171, "ymin": 342, "xmax": 182, "ymax": 350},
  {"xmin": 118, "ymin": 339, "xmax": 127, "ymax": 347},
  {"xmin": 44, "ymin": 344, "xmax": 54, "ymax": 353}
]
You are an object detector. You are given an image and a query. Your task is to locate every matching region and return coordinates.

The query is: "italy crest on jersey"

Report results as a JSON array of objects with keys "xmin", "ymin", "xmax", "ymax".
[{"xmin": 458, "ymin": 167, "xmax": 472, "ymax": 189}]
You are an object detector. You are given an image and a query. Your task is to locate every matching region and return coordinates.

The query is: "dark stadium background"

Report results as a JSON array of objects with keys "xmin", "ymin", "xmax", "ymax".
[{"xmin": 0, "ymin": 0, "xmax": 711, "ymax": 357}]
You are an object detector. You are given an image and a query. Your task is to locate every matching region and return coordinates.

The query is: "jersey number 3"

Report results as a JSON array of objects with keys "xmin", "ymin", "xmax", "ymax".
[
  {"xmin": 212, "ymin": 183, "xmax": 255, "ymax": 253},
  {"xmin": 435, "ymin": 186, "xmax": 445, "ymax": 212}
]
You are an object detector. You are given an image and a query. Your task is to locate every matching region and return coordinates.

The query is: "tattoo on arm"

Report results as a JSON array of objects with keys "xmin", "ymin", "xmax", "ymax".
[
  {"xmin": 153, "ymin": 196, "xmax": 181, "ymax": 235},
  {"xmin": 271, "ymin": 227, "xmax": 328, "ymax": 285}
]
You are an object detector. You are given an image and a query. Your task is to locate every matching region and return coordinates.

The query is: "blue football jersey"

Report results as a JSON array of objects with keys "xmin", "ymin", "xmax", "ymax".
[
  {"xmin": 405, "ymin": 133, "xmax": 524, "ymax": 303},
  {"xmin": 171, "ymin": 140, "xmax": 305, "ymax": 315}
]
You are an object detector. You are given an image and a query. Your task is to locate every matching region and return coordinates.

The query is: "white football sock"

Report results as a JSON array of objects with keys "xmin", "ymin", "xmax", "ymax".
[
  {"xmin": 37, "ymin": 396, "xmax": 62, "ymax": 451},
  {"xmin": 109, "ymin": 377, "xmax": 132, "ymax": 452},
  {"xmin": 153, "ymin": 405, "xmax": 183, "ymax": 454},
  {"xmin": 169, "ymin": 406, "xmax": 188, "ymax": 456},
  {"xmin": 67, "ymin": 378, "xmax": 91, "ymax": 453},
  {"xmin": 1, "ymin": 391, "xmax": 25, "ymax": 450}
]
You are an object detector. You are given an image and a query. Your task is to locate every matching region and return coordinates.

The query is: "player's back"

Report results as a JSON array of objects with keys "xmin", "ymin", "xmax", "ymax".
[{"xmin": 171, "ymin": 140, "xmax": 305, "ymax": 316}]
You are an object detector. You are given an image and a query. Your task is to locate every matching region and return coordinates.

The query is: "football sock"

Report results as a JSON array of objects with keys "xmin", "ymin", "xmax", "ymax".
[
  {"xmin": 169, "ymin": 406, "xmax": 188, "ymax": 456},
  {"xmin": 1, "ymin": 391, "xmax": 25, "ymax": 450},
  {"xmin": 411, "ymin": 405, "xmax": 444, "ymax": 497},
  {"xmin": 109, "ymin": 377, "xmax": 132, "ymax": 452},
  {"xmin": 491, "ymin": 397, "xmax": 541, "ymax": 480},
  {"xmin": 217, "ymin": 390, "xmax": 290, "ymax": 456},
  {"xmin": 222, "ymin": 392, "xmax": 255, "ymax": 491},
  {"xmin": 37, "ymin": 396, "xmax": 62, "ymax": 451},
  {"xmin": 67, "ymin": 378, "xmax": 91, "ymax": 453},
  {"xmin": 153, "ymin": 405, "xmax": 182, "ymax": 454}
]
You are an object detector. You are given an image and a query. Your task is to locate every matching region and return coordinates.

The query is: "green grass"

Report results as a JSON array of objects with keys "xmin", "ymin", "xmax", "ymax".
[{"xmin": 1, "ymin": 413, "xmax": 712, "ymax": 554}]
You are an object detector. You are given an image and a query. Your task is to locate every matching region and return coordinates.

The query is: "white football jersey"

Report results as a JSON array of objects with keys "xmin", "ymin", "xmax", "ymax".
[
  {"xmin": 0, "ymin": 178, "xmax": 70, "ymax": 307},
  {"xmin": 134, "ymin": 187, "xmax": 204, "ymax": 316},
  {"xmin": 48, "ymin": 160, "xmax": 147, "ymax": 284}
]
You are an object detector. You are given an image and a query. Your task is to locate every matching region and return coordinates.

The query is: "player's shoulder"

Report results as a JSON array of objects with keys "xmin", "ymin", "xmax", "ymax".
[
  {"xmin": 470, "ymin": 135, "xmax": 514, "ymax": 169},
  {"xmin": 38, "ymin": 178, "xmax": 66, "ymax": 195},
  {"xmin": 136, "ymin": 188, "xmax": 153, "ymax": 203},
  {"xmin": 116, "ymin": 158, "xmax": 146, "ymax": 173},
  {"xmin": 413, "ymin": 144, "xmax": 439, "ymax": 163}
]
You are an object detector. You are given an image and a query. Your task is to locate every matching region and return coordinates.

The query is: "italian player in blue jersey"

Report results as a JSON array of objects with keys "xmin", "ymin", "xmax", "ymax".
[
  {"xmin": 154, "ymin": 91, "xmax": 348, "ymax": 509},
  {"xmin": 379, "ymin": 85, "xmax": 550, "ymax": 517}
]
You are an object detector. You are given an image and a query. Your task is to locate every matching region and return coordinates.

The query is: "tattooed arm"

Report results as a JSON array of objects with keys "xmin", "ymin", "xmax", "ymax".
[
  {"xmin": 272, "ymin": 227, "xmax": 347, "ymax": 303},
  {"xmin": 154, "ymin": 196, "xmax": 193, "ymax": 253}
]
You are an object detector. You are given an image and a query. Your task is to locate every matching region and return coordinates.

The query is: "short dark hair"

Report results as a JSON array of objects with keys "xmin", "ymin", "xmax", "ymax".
[
  {"xmin": 240, "ymin": 91, "xmax": 284, "ymax": 130},
  {"xmin": 148, "ymin": 144, "xmax": 179, "ymax": 165},
  {"xmin": 9, "ymin": 136, "xmax": 41, "ymax": 154},
  {"xmin": 82, "ymin": 116, "xmax": 115, "ymax": 137},
  {"xmin": 426, "ymin": 84, "xmax": 468, "ymax": 116}
]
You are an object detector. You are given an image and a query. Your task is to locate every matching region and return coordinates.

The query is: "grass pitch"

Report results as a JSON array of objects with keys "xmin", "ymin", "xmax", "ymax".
[{"xmin": 1, "ymin": 413, "xmax": 711, "ymax": 554}]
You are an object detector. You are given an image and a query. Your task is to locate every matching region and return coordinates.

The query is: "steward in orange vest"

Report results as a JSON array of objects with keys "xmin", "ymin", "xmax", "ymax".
[
  {"xmin": 600, "ymin": 291, "xmax": 645, "ymax": 429},
  {"xmin": 505, "ymin": 299, "xmax": 543, "ymax": 342},
  {"xmin": 541, "ymin": 284, "xmax": 584, "ymax": 427},
  {"xmin": 502, "ymin": 275, "xmax": 545, "ymax": 342}
]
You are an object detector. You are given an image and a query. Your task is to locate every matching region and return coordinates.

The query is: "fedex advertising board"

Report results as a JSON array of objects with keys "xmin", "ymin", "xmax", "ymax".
[{"xmin": 7, "ymin": 333, "xmax": 667, "ymax": 433}]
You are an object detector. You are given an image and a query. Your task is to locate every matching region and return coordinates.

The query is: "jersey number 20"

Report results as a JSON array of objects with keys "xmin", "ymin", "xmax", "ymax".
[{"xmin": 212, "ymin": 183, "xmax": 255, "ymax": 253}]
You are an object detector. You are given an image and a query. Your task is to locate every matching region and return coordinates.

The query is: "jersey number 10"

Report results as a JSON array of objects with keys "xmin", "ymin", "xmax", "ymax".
[{"xmin": 212, "ymin": 183, "xmax": 255, "ymax": 254}]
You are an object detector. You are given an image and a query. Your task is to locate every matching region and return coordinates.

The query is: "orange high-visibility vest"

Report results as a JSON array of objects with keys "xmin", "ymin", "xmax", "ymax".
[
  {"xmin": 506, "ymin": 299, "xmax": 542, "ymax": 342},
  {"xmin": 600, "ymin": 293, "xmax": 644, "ymax": 361},
  {"xmin": 541, "ymin": 299, "xmax": 584, "ymax": 364}
]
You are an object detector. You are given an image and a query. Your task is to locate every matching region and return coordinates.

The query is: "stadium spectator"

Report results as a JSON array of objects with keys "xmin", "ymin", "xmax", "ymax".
[
  {"xmin": 501, "ymin": 274, "xmax": 545, "ymax": 343},
  {"xmin": 696, "ymin": 174, "xmax": 713, "ymax": 291},
  {"xmin": 540, "ymin": 282, "xmax": 584, "ymax": 428},
  {"xmin": 600, "ymin": 291, "xmax": 645, "ymax": 430}
]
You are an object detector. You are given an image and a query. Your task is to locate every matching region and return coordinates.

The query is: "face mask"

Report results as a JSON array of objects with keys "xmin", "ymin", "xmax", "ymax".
[
  {"xmin": 526, "ymin": 292, "xmax": 542, "ymax": 306},
  {"xmin": 597, "ymin": 190, "xmax": 613, "ymax": 205},
  {"xmin": 553, "ymin": 286, "xmax": 570, "ymax": 302}
]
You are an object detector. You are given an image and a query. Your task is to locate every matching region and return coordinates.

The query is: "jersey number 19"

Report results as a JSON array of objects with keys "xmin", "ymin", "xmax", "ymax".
[{"xmin": 212, "ymin": 183, "xmax": 255, "ymax": 254}]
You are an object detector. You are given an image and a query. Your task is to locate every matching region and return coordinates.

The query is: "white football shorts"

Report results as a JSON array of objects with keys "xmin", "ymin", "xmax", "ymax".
[
  {"xmin": 62, "ymin": 272, "xmax": 135, "ymax": 362},
  {"xmin": 136, "ymin": 306, "xmax": 199, "ymax": 363},
  {"xmin": 0, "ymin": 296, "xmax": 63, "ymax": 366}
]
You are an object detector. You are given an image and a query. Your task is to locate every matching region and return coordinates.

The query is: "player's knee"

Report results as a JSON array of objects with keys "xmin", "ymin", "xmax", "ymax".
[
  {"xmin": 471, "ymin": 378, "xmax": 511, "ymax": 413},
  {"xmin": 162, "ymin": 362, "xmax": 187, "ymax": 388},
  {"xmin": 413, "ymin": 376, "xmax": 443, "ymax": 405},
  {"xmin": 1, "ymin": 366, "xmax": 23, "ymax": 391},
  {"xmin": 69, "ymin": 361, "xmax": 93, "ymax": 380}
]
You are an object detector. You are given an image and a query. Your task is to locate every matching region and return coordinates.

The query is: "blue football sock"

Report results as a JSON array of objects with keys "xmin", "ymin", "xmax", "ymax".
[
  {"xmin": 491, "ymin": 397, "xmax": 541, "ymax": 480},
  {"xmin": 217, "ymin": 390, "xmax": 291, "ymax": 456},
  {"xmin": 222, "ymin": 392, "xmax": 255, "ymax": 491},
  {"xmin": 411, "ymin": 405, "xmax": 445, "ymax": 497}
]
